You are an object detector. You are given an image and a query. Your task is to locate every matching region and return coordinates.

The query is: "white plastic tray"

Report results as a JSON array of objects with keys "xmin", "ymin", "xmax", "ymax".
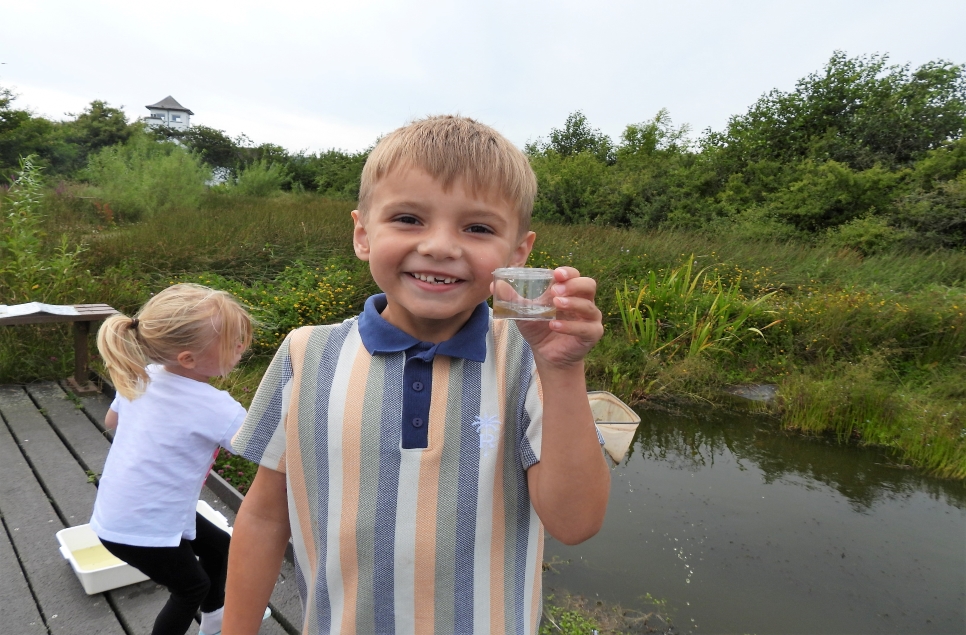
[
  {"xmin": 55, "ymin": 524, "xmax": 149, "ymax": 595},
  {"xmin": 56, "ymin": 500, "xmax": 232, "ymax": 594}
]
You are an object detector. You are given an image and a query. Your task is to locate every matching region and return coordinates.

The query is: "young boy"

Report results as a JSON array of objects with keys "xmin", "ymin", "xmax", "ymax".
[{"xmin": 223, "ymin": 115, "xmax": 610, "ymax": 635}]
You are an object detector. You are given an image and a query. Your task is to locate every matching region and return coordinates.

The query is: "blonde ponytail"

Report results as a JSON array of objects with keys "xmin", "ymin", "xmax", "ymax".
[
  {"xmin": 96, "ymin": 283, "xmax": 253, "ymax": 400},
  {"xmin": 97, "ymin": 314, "xmax": 151, "ymax": 400}
]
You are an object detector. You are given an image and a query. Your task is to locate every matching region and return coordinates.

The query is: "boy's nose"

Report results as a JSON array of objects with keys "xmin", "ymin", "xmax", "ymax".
[{"xmin": 416, "ymin": 228, "xmax": 461, "ymax": 259}]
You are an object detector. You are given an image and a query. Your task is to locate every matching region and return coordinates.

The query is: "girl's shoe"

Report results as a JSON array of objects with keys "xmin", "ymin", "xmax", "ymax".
[{"xmin": 199, "ymin": 606, "xmax": 271, "ymax": 635}]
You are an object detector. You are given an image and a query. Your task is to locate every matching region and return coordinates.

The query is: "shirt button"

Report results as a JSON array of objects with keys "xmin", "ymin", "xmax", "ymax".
[
  {"xmin": 412, "ymin": 381, "xmax": 424, "ymax": 392},
  {"xmin": 412, "ymin": 417, "xmax": 424, "ymax": 428}
]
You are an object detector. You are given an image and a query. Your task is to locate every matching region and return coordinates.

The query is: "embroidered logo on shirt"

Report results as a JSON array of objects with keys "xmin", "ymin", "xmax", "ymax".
[{"xmin": 473, "ymin": 413, "xmax": 501, "ymax": 456}]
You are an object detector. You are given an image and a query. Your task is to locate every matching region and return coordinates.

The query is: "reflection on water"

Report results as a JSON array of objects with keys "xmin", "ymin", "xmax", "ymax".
[{"xmin": 544, "ymin": 407, "xmax": 966, "ymax": 635}]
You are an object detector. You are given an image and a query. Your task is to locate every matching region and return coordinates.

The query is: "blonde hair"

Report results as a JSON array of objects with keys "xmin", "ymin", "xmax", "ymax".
[
  {"xmin": 97, "ymin": 284, "xmax": 253, "ymax": 400},
  {"xmin": 358, "ymin": 115, "xmax": 537, "ymax": 232}
]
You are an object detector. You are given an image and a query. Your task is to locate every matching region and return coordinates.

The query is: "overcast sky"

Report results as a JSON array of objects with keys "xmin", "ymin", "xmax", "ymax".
[{"xmin": 2, "ymin": 1, "xmax": 965, "ymax": 153}]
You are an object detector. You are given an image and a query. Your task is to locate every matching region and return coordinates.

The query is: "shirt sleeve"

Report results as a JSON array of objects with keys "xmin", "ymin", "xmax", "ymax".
[
  {"xmin": 231, "ymin": 334, "xmax": 294, "ymax": 472},
  {"xmin": 218, "ymin": 401, "xmax": 248, "ymax": 450},
  {"xmin": 520, "ymin": 357, "xmax": 543, "ymax": 470}
]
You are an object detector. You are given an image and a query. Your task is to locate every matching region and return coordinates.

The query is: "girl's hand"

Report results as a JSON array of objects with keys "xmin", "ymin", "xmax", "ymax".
[{"xmin": 511, "ymin": 267, "xmax": 603, "ymax": 369}]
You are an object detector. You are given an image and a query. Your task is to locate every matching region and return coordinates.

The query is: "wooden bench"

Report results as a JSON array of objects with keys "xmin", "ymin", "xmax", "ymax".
[{"xmin": 0, "ymin": 304, "xmax": 119, "ymax": 393}]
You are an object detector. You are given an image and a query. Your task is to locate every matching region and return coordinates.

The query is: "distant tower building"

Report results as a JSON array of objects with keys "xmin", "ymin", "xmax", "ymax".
[{"xmin": 143, "ymin": 96, "xmax": 193, "ymax": 131}]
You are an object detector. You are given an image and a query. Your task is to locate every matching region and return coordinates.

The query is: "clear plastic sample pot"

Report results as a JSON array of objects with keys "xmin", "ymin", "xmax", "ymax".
[{"xmin": 492, "ymin": 267, "xmax": 556, "ymax": 321}]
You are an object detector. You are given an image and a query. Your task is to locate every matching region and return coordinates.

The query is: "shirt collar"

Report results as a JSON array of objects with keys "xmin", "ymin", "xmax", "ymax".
[{"xmin": 357, "ymin": 294, "xmax": 489, "ymax": 362}]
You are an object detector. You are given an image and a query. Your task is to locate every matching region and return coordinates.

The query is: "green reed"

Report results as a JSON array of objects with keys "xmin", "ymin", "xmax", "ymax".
[{"xmin": 615, "ymin": 255, "xmax": 780, "ymax": 359}]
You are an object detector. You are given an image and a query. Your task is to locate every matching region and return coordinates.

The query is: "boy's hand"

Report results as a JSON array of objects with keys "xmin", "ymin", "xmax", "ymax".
[{"xmin": 510, "ymin": 267, "xmax": 603, "ymax": 368}]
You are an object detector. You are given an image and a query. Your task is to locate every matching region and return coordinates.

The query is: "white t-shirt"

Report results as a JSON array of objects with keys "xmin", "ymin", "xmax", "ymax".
[{"xmin": 90, "ymin": 365, "xmax": 246, "ymax": 547}]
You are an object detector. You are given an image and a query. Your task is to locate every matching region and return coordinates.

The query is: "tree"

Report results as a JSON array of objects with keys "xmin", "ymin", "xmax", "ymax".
[
  {"xmin": 244, "ymin": 143, "xmax": 289, "ymax": 167},
  {"xmin": 168, "ymin": 125, "xmax": 244, "ymax": 176},
  {"xmin": 709, "ymin": 51, "xmax": 966, "ymax": 170},
  {"xmin": 66, "ymin": 101, "xmax": 131, "ymax": 152},
  {"xmin": 0, "ymin": 86, "xmax": 56, "ymax": 179},
  {"xmin": 617, "ymin": 109, "xmax": 690, "ymax": 158},
  {"xmin": 311, "ymin": 149, "xmax": 369, "ymax": 199},
  {"xmin": 528, "ymin": 111, "xmax": 614, "ymax": 163}
]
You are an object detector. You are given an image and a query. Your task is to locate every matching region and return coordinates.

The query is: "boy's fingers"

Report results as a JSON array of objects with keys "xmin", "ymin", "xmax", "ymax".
[
  {"xmin": 552, "ymin": 276, "xmax": 597, "ymax": 300},
  {"xmin": 553, "ymin": 266, "xmax": 581, "ymax": 283},
  {"xmin": 553, "ymin": 295, "xmax": 602, "ymax": 322}
]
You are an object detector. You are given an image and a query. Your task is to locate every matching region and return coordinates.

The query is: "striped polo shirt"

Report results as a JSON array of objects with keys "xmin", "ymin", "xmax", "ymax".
[{"xmin": 233, "ymin": 297, "xmax": 546, "ymax": 635}]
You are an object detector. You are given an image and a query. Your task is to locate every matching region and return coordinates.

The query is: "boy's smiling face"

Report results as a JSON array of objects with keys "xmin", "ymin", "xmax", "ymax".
[{"xmin": 352, "ymin": 164, "xmax": 535, "ymax": 343}]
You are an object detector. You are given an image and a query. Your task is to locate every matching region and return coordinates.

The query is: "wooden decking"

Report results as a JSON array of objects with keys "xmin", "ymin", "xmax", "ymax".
[{"xmin": 0, "ymin": 381, "xmax": 303, "ymax": 635}]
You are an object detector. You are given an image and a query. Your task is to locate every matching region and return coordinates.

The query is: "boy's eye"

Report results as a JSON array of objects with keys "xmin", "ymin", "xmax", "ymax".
[
  {"xmin": 466, "ymin": 224, "xmax": 493, "ymax": 234},
  {"xmin": 393, "ymin": 215, "xmax": 420, "ymax": 225}
]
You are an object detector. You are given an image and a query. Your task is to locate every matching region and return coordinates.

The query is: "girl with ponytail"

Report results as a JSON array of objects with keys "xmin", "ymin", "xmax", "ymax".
[{"xmin": 91, "ymin": 283, "xmax": 266, "ymax": 635}]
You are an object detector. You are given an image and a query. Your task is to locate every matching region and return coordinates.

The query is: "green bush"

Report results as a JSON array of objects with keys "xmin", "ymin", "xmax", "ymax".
[
  {"xmin": 84, "ymin": 131, "xmax": 210, "ymax": 219},
  {"xmin": 891, "ymin": 173, "xmax": 966, "ymax": 249},
  {"xmin": 758, "ymin": 160, "xmax": 903, "ymax": 232},
  {"xmin": 230, "ymin": 159, "xmax": 290, "ymax": 197},
  {"xmin": 714, "ymin": 206, "xmax": 802, "ymax": 243},
  {"xmin": 530, "ymin": 151, "xmax": 611, "ymax": 224},
  {"xmin": 824, "ymin": 214, "xmax": 910, "ymax": 255},
  {"xmin": 170, "ymin": 260, "xmax": 365, "ymax": 354},
  {"xmin": 311, "ymin": 149, "xmax": 368, "ymax": 199}
]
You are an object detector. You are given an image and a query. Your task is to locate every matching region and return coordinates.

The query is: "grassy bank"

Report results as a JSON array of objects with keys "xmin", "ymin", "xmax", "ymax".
[{"xmin": 5, "ymin": 190, "xmax": 966, "ymax": 479}]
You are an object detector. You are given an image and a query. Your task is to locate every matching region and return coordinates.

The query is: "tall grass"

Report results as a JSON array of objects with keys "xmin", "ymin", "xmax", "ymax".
[
  {"xmin": 82, "ymin": 195, "xmax": 358, "ymax": 280},
  {"xmin": 530, "ymin": 224, "xmax": 966, "ymax": 301},
  {"xmin": 0, "ymin": 157, "xmax": 89, "ymax": 303},
  {"xmin": 8, "ymin": 192, "xmax": 966, "ymax": 478},
  {"xmin": 781, "ymin": 355, "xmax": 966, "ymax": 479}
]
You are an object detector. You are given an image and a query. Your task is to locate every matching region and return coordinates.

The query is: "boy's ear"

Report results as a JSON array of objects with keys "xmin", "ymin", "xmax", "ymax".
[
  {"xmin": 175, "ymin": 350, "xmax": 196, "ymax": 369},
  {"xmin": 351, "ymin": 209, "xmax": 370, "ymax": 261},
  {"xmin": 508, "ymin": 230, "xmax": 536, "ymax": 267}
]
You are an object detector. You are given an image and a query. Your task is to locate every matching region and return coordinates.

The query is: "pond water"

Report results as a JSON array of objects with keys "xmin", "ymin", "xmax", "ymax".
[{"xmin": 543, "ymin": 406, "xmax": 966, "ymax": 634}]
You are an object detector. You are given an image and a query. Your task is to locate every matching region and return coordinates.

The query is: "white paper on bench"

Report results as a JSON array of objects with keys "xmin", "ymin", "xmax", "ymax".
[{"xmin": 0, "ymin": 302, "xmax": 80, "ymax": 317}]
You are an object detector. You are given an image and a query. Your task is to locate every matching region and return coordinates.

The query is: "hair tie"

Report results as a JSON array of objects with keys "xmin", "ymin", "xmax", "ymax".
[{"xmin": 130, "ymin": 318, "xmax": 139, "ymax": 329}]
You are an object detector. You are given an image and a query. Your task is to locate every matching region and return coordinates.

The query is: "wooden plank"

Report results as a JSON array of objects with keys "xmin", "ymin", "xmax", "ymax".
[
  {"xmin": 0, "ymin": 512, "xmax": 47, "ymax": 634},
  {"xmin": 72, "ymin": 383, "xmax": 114, "ymax": 442},
  {"xmin": 260, "ymin": 613, "xmax": 294, "ymax": 634},
  {"xmin": 0, "ymin": 387, "xmax": 124, "ymax": 635},
  {"xmin": 1, "ymin": 386, "xmax": 99, "ymax": 526},
  {"xmin": 27, "ymin": 382, "xmax": 112, "ymax": 479},
  {"xmin": 109, "ymin": 580, "xmax": 201, "ymax": 635}
]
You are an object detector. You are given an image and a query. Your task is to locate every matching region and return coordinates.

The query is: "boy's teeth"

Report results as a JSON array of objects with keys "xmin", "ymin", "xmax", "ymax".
[{"xmin": 413, "ymin": 273, "xmax": 457, "ymax": 284}]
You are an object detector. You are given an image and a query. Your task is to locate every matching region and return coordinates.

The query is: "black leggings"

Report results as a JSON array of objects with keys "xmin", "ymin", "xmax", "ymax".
[{"xmin": 101, "ymin": 512, "xmax": 231, "ymax": 635}]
